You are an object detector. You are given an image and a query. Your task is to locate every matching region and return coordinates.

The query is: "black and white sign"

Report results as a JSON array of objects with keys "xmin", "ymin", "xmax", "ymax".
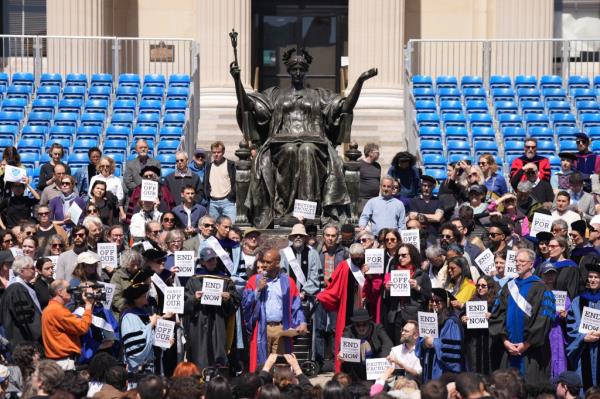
[
  {"xmin": 365, "ymin": 248, "xmax": 384, "ymax": 274},
  {"xmin": 530, "ymin": 212, "xmax": 553, "ymax": 236},
  {"xmin": 340, "ymin": 337, "xmax": 361, "ymax": 363},
  {"xmin": 418, "ymin": 311, "xmax": 439, "ymax": 338},
  {"xmin": 475, "ymin": 249, "xmax": 495, "ymax": 276},
  {"xmin": 390, "ymin": 270, "xmax": 411, "ymax": 297},
  {"xmin": 553, "ymin": 290, "xmax": 567, "ymax": 312},
  {"xmin": 163, "ymin": 287, "xmax": 184, "ymax": 314},
  {"xmin": 400, "ymin": 230, "xmax": 420, "ymax": 251},
  {"xmin": 154, "ymin": 319, "xmax": 175, "ymax": 349},
  {"xmin": 292, "ymin": 200, "xmax": 317, "ymax": 220},
  {"xmin": 366, "ymin": 358, "xmax": 392, "ymax": 380},
  {"xmin": 97, "ymin": 243, "xmax": 118, "ymax": 269},
  {"xmin": 466, "ymin": 300, "xmax": 488, "ymax": 329},
  {"xmin": 141, "ymin": 179, "xmax": 159, "ymax": 202},
  {"xmin": 579, "ymin": 306, "xmax": 600, "ymax": 334},
  {"xmin": 97, "ymin": 282, "xmax": 116, "ymax": 309},
  {"xmin": 505, "ymin": 250, "xmax": 517, "ymax": 277},
  {"xmin": 200, "ymin": 278, "xmax": 224, "ymax": 306},
  {"xmin": 175, "ymin": 251, "xmax": 195, "ymax": 277}
]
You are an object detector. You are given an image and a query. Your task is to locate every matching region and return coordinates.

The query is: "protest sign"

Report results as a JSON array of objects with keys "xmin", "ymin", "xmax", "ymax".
[
  {"xmin": 200, "ymin": 278, "xmax": 224, "ymax": 306},
  {"xmin": 9, "ymin": 247, "xmax": 23, "ymax": 258},
  {"xmin": 154, "ymin": 319, "xmax": 175, "ymax": 349},
  {"xmin": 530, "ymin": 212, "xmax": 553, "ymax": 236},
  {"xmin": 4, "ymin": 165, "xmax": 26, "ymax": 183},
  {"xmin": 400, "ymin": 230, "xmax": 420, "ymax": 251},
  {"xmin": 67, "ymin": 202, "xmax": 83, "ymax": 224},
  {"xmin": 175, "ymin": 251, "xmax": 195, "ymax": 277},
  {"xmin": 366, "ymin": 358, "xmax": 392, "ymax": 380},
  {"xmin": 475, "ymin": 249, "xmax": 495, "ymax": 276},
  {"xmin": 553, "ymin": 290, "xmax": 568, "ymax": 312},
  {"xmin": 505, "ymin": 250, "xmax": 517, "ymax": 277},
  {"xmin": 390, "ymin": 270, "xmax": 411, "ymax": 297},
  {"xmin": 292, "ymin": 200, "xmax": 317, "ymax": 220},
  {"xmin": 97, "ymin": 243, "xmax": 118, "ymax": 270},
  {"xmin": 141, "ymin": 179, "xmax": 159, "ymax": 202},
  {"xmin": 340, "ymin": 337, "xmax": 361, "ymax": 363},
  {"xmin": 418, "ymin": 311, "xmax": 439, "ymax": 338},
  {"xmin": 97, "ymin": 282, "xmax": 116, "ymax": 309},
  {"xmin": 365, "ymin": 248, "xmax": 384, "ymax": 274},
  {"xmin": 579, "ymin": 306, "xmax": 600, "ymax": 334},
  {"xmin": 466, "ymin": 301, "xmax": 488, "ymax": 329},
  {"xmin": 163, "ymin": 287, "xmax": 184, "ymax": 314}
]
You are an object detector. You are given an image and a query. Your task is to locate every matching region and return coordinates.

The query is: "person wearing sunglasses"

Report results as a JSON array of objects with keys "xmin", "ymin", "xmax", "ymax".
[
  {"xmin": 88, "ymin": 156, "xmax": 126, "ymax": 222},
  {"xmin": 460, "ymin": 275, "xmax": 500, "ymax": 375},
  {"xmin": 48, "ymin": 175, "xmax": 86, "ymax": 230},
  {"xmin": 0, "ymin": 176, "xmax": 40, "ymax": 231},
  {"xmin": 165, "ymin": 151, "xmax": 205, "ymax": 207},
  {"xmin": 87, "ymin": 180, "xmax": 119, "ymax": 226},
  {"xmin": 545, "ymin": 236, "xmax": 577, "ymax": 300},
  {"xmin": 130, "ymin": 200, "xmax": 163, "ymax": 242},
  {"xmin": 188, "ymin": 148, "xmax": 207, "ymax": 182},
  {"xmin": 55, "ymin": 225, "xmax": 89, "ymax": 281},
  {"xmin": 479, "ymin": 153, "xmax": 508, "ymax": 198},
  {"xmin": 125, "ymin": 165, "xmax": 176, "ymax": 224},
  {"xmin": 509, "ymin": 137, "xmax": 551, "ymax": 183},
  {"xmin": 182, "ymin": 216, "xmax": 216, "ymax": 258},
  {"xmin": 487, "ymin": 222, "xmax": 511, "ymax": 255},
  {"xmin": 510, "ymin": 161, "xmax": 555, "ymax": 207}
]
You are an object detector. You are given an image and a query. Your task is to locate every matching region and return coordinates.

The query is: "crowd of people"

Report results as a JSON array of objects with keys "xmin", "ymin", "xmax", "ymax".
[{"xmin": 0, "ymin": 133, "xmax": 599, "ymax": 399}]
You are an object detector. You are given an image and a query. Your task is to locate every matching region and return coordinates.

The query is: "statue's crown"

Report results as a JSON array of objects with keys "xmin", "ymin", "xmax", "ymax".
[{"xmin": 282, "ymin": 48, "xmax": 312, "ymax": 70}]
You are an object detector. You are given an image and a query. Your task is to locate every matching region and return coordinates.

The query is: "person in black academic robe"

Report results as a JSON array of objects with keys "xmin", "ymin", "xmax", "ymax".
[{"xmin": 183, "ymin": 248, "xmax": 240, "ymax": 370}]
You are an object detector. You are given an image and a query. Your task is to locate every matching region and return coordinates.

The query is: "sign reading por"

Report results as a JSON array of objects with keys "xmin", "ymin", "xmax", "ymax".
[
  {"xmin": 390, "ymin": 270, "xmax": 411, "ymax": 297},
  {"xmin": 400, "ymin": 230, "xmax": 420, "ymax": 251},
  {"xmin": 200, "ymin": 278, "xmax": 224, "ymax": 306},
  {"xmin": 365, "ymin": 248, "xmax": 384, "ymax": 274},
  {"xmin": 97, "ymin": 243, "xmax": 118, "ymax": 270},
  {"xmin": 553, "ymin": 290, "xmax": 568, "ymax": 312},
  {"xmin": 174, "ymin": 251, "xmax": 195, "ymax": 277},
  {"xmin": 530, "ymin": 212, "xmax": 553, "ymax": 236},
  {"xmin": 466, "ymin": 301, "xmax": 488, "ymax": 329},
  {"xmin": 292, "ymin": 200, "xmax": 317, "ymax": 220},
  {"xmin": 475, "ymin": 249, "xmax": 495, "ymax": 276},
  {"xmin": 163, "ymin": 287, "xmax": 184, "ymax": 314},
  {"xmin": 418, "ymin": 311, "xmax": 439, "ymax": 338},
  {"xmin": 366, "ymin": 358, "xmax": 393, "ymax": 381},
  {"xmin": 578, "ymin": 306, "xmax": 600, "ymax": 334},
  {"xmin": 340, "ymin": 337, "xmax": 361, "ymax": 363},
  {"xmin": 141, "ymin": 179, "xmax": 159, "ymax": 202},
  {"xmin": 154, "ymin": 319, "xmax": 175, "ymax": 349}
]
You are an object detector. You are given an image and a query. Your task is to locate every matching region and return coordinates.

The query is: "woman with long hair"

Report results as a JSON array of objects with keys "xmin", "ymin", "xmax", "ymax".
[
  {"xmin": 443, "ymin": 256, "xmax": 476, "ymax": 310},
  {"xmin": 479, "ymin": 153, "xmax": 508, "ymax": 197},
  {"xmin": 547, "ymin": 236, "xmax": 580, "ymax": 299},
  {"xmin": 43, "ymin": 234, "xmax": 65, "ymax": 257},
  {"xmin": 88, "ymin": 180, "xmax": 119, "ymax": 226},
  {"xmin": 88, "ymin": 156, "xmax": 126, "ymax": 221}
]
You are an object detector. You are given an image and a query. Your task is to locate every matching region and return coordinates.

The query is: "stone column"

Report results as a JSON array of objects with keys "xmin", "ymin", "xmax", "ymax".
[{"xmin": 346, "ymin": 0, "xmax": 406, "ymax": 160}]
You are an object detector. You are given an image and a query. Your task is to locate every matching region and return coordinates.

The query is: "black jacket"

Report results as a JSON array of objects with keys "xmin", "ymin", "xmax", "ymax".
[
  {"xmin": 204, "ymin": 159, "xmax": 236, "ymax": 203},
  {"xmin": 165, "ymin": 171, "xmax": 205, "ymax": 205}
]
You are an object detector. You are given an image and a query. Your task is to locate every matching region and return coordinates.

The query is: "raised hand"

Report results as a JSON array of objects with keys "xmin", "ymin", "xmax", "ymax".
[
  {"xmin": 359, "ymin": 68, "xmax": 378, "ymax": 81},
  {"xmin": 230, "ymin": 61, "xmax": 241, "ymax": 79}
]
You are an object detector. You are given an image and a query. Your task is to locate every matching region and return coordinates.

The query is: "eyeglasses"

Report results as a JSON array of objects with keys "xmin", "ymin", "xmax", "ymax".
[
  {"xmin": 24, "ymin": 231, "xmax": 34, "ymax": 236},
  {"xmin": 74, "ymin": 232, "xmax": 86, "ymax": 238},
  {"xmin": 2, "ymin": 239, "xmax": 12, "ymax": 244},
  {"xmin": 488, "ymin": 232, "xmax": 504, "ymax": 238},
  {"xmin": 576, "ymin": 139, "xmax": 588, "ymax": 144},
  {"xmin": 168, "ymin": 239, "xmax": 183, "ymax": 244},
  {"xmin": 203, "ymin": 223, "xmax": 215, "ymax": 228},
  {"xmin": 525, "ymin": 145, "xmax": 537, "ymax": 149},
  {"xmin": 476, "ymin": 284, "xmax": 488, "ymax": 288},
  {"xmin": 478, "ymin": 162, "xmax": 488, "ymax": 166},
  {"xmin": 176, "ymin": 159, "xmax": 186, "ymax": 163},
  {"xmin": 87, "ymin": 209, "xmax": 98, "ymax": 214},
  {"xmin": 52, "ymin": 243, "xmax": 63, "ymax": 248},
  {"xmin": 98, "ymin": 165, "xmax": 110, "ymax": 169},
  {"xmin": 143, "ymin": 174, "xmax": 156, "ymax": 179},
  {"xmin": 151, "ymin": 230, "xmax": 161, "ymax": 235},
  {"xmin": 163, "ymin": 218, "xmax": 175, "ymax": 222},
  {"xmin": 441, "ymin": 234, "xmax": 454, "ymax": 239},
  {"xmin": 398, "ymin": 253, "xmax": 409, "ymax": 258},
  {"xmin": 552, "ymin": 228, "xmax": 565, "ymax": 233},
  {"xmin": 37, "ymin": 212, "xmax": 49, "ymax": 216},
  {"xmin": 359, "ymin": 238, "xmax": 371, "ymax": 243},
  {"xmin": 60, "ymin": 181, "xmax": 72, "ymax": 186}
]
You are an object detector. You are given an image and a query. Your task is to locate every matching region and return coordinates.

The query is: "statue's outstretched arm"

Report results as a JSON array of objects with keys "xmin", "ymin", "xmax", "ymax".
[
  {"xmin": 230, "ymin": 61, "xmax": 254, "ymax": 111},
  {"xmin": 341, "ymin": 68, "xmax": 378, "ymax": 114}
]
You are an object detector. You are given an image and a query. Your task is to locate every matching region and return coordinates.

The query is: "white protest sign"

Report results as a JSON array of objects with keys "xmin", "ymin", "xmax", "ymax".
[
  {"xmin": 67, "ymin": 201, "xmax": 83, "ymax": 224},
  {"xmin": 365, "ymin": 248, "xmax": 384, "ymax": 274},
  {"xmin": 163, "ymin": 287, "xmax": 184, "ymax": 314},
  {"xmin": 579, "ymin": 306, "xmax": 600, "ymax": 334},
  {"xmin": 530, "ymin": 212, "xmax": 553, "ymax": 236},
  {"xmin": 475, "ymin": 249, "xmax": 495, "ymax": 276},
  {"xmin": 151, "ymin": 273, "xmax": 167, "ymax": 293},
  {"xmin": 418, "ymin": 311, "xmax": 439, "ymax": 338},
  {"xmin": 97, "ymin": 243, "xmax": 118, "ymax": 269},
  {"xmin": 4, "ymin": 165, "xmax": 26, "ymax": 183},
  {"xmin": 292, "ymin": 200, "xmax": 317, "ymax": 220},
  {"xmin": 200, "ymin": 278, "xmax": 224, "ymax": 306},
  {"xmin": 9, "ymin": 247, "xmax": 23, "ymax": 258},
  {"xmin": 366, "ymin": 358, "xmax": 393, "ymax": 380},
  {"xmin": 141, "ymin": 179, "xmax": 159, "ymax": 202},
  {"xmin": 400, "ymin": 230, "xmax": 420, "ymax": 252},
  {"xmin": 340, "ymin": 337, "xmax": 361, "ymax": 363},
  {"xmin": 505, "ymin": 250, "xmax": 517, "ymax": 277},
  {"xmin": 97, "ymin": 282, "xmax": 116, "ymax": 309},
  {"xmin": 48, "ymin": 256, "xmax": 58, "ymax": 279},
  {"xmin": 154, "ymin": 319, "xmax": 175, "ymax": 349},
  {"xmin": 390, "ymin": 270, "xmax": 411, "ymax": 297},
  {"xmin": 466, "ymin": 301, "xmax": 488, "ymax": 329},
  {"xmin": 174, "ymin": 251, "xmax": 195, "ymax": 277},
  {"xmin": 553, "ymin": 290, "xmax": 568, "ymax": 312}
]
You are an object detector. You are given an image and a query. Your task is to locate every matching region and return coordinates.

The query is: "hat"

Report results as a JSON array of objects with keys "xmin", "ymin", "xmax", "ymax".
[
  {"xmin": 130, "ymin": 268, "xmax": 153, "ymax": 284},
  {"xmin": 536, "ymin": 231, "xmax": 554, "ymax": 243},
  {"xmin": 468, "ymin": 184, "xmax": 487, "ymax": 196},
  {"xmin": 431, "ymin": 288, "xmax": 456, "ymax": 303},
  {"xmin": 194, "ymin": 148, "xmax": 206, "ymax": 157},
  {"xmin": 123, "ymin": 282, "xmax": 151, "ymax": 302},
  {"xmin": 421, "ymin": 175, "xmax": 437, "ymax": 186},
  {"xmin": 350, "ymin": 308, "xmax": 372, "ymax": 323},
  {"xmin": 553, "ymin": 371, "xmax": 582, "ymax": 388},
  {"xmin": 540, "ymin": 262, "xmax": 557, "ymax": 275},
  {"xmin": 571, "ymin": 220, "xmax": 587, "ymax": 236},
  {"xmin": 575, "ymin": 132, "xmax": 590, "ymax": 142},
  {"xmin": 142, "ymin": 248, "xmax": 168, "ymax": 261},
  {"xmin": 0, "ymin": 250, "xmax": 14, "ymax": 265},
  {"xmin": 139, "ymin": 165, "xmax": 161, "ymax": 177},
  {"xmin": 77, "ymin": 251, "xmax": 100, "ymax": 265},
  {"xmin": 591, "ymin": 215, "xmax": 600, "ymax": 226},
  {"xmin": 585, "ymin": 263, "xmax": 600, "ymax": 275},
  {"xmin": 0, "ymin": 364, "xmax": 9, "ymax": 384},
  {"xmin": 289, "ymin": 224, "xmax": 308, "ymax": 237},
  {"xmin": 243, "ymin": 227, "xmax": 261, "ymax": 239},
  {"xmin": 558, "ymin": 152, "xmax": 577, "ymax": 161},
  {"xmin": 199, "ymin": 247, "xmax": 218, "ymax": 262}
]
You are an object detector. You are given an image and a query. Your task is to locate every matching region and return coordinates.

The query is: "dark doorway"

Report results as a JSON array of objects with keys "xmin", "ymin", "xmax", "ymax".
[{"xmin": 252, "ymin": 0, "xmax": 348, "ymax": 92}]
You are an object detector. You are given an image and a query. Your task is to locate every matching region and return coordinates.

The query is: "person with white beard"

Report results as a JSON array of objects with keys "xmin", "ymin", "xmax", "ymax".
[{"xmin": 279, "ymin": 224, "xmax": 321, "ymax": 298}]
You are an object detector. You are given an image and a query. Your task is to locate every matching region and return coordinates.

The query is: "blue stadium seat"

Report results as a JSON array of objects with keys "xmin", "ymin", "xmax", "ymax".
[
  {"xmin": 595, "ymin": 76, "xmax": 600, "ymax": 91},
  {"xmin": 517, "ymin": 88, "xmax": 541, "ymax": 103},
  {"xmin": 110, "ymin": 114, "xmax": 134, "ymax": 131},
  {"xmin": 58, "ymin": 99, "xmax": 82, "ymax": 115},
  {"xmin": 40, "ymin": 73, "xmax": 62, "ymax": 88},
  {"xmin": 439, "ymin": 101, "xmax": 462, "ymax": 116},
  {"xmin": 504, "ymin": 141, "xmax": 525, "ymax": 157},
  {"xmin": 415, "ymin": 100, "xmax": 437, "ymax": 114},
  {"xmin": 420, "ymin": 140, "xmax": 443, "ymax": 156},
  {"xmin": 0, "ymin": 125, "xmax": 18, "ymax": 140},
  {"xmin": 119, "ymin": 74, "xmax": 141, "ymax": 90},
  {"xmin": 0, "ymin": 73, "xmax": 8, "ymax": 90},
  {"xmin": 413, "ymin": 86, "xmax": 437, "ymax": 101},
  {"xmin": 31, "ymin": 99, "xmax": 57, "ymax": 116},
  {"xmin": 6, "ymin": 85, "xmax": 32, "ymax": 101},
  {"xmin": 164, "ymin": 100, "xmax": 187, "ymax": 116},
  {"xmin": 514, "ymin": 75, "xmax": 537, "ymax": 90},
  {"xmin": 559, "ymin": 141, "xmax": 578, "ymax": 153},
  {"xmin": 141, "ymin": 86, "xmax": 164, "ymax": 102},
  {"xmin": 546, "ymin": 101, "xmax": 571, "ymax": 115},
  {"xmin": 157, "ymin": 140, "xmax": 180, "ymax": 155},
  {"xmin": 106, "ymin": 125, "xmax": 131, "ymax": 142},
  {"xmin": 587, "ymin": 126, "xmax": 600, "ymax": 141},
  {"xmin": 447, "ymin": 140, "xmax": 471, "ymax": 157},
  {"xmin": 36, "ymin": 86, "xmax": 61, "ymax": 101},
  {"xmin": 19, "ymin": 153, "xmax": 38, "ymax": 169},
  {"xmin": 159, "ymin": 126, "xmax": 183, "ymax": 140},
  {"xmin": 53, "ymin": 112, "xmax": 79, "ymax": 129},
  {"xmin": 39, "ymin": 154, "xmax": 51, "ymax": 164},
  {"xmin": 465, "ymin": 101, "xmax": 488, "ymax": 114},
  {"xmin": 556, "ymin": 127, "xmax": 579, "ymax": 142},
  {"xmin": 582, "ymin": 114, "xmax": 600, "ymax": 130},
  {"xmin": 576, "ymin": 101, "xmax": 600, "ymax": 116},
  {"xmin": 76, "ymin": 125, "xmax": 102, "ymax": 140},
  {"xmin": 425, "ymin": 169, "xmax": 447, "ymax": 185},
  {"xmin": 65, "ymin": 73, "xmax": 88, "ymax": 88},
  {"xmin": 21, "ymin": 125, "xmax": 47, "ymax": 142},
  {"xmin": 463, "ymin": 88, "xmax": 486, "ymax": 102},
  {"xmin": 12, "ymin": 72, "xmax": 34, "ymax": 89},
  {"xmin": 27, "ymin": 112, "xmax": 52, "ymax": 129},
  {"xmin": 445, "ymin": 127, "xmax": 468, "ymax": 143},
  {"xmin": 572, "ymin": 89, "xmax": 597, "ymax": 102},
  {"xmin": 540, "ymin": 75, "xmax": 563, "ymax": 90},
  {"xmin": 90, "ymin": 73, "xmax": 113, "ymax": 89},
  {"xmin": 591, "ymin": 141, "xmax": 600, "ymax": 154},
  {"xmin": 88, "ymin": 86, "xmax": 112, "ymax": 102},
  {"xmin": 537, "ymin": 140, "xmax": 556, "ymax": 156},
  {"xmin": 498, "ymin": 114, "xmax": 523, "ymax": 129},
  {"xmin": 80, "ymin": 113, "xmax": 105, "ymax": 129},
  {"xmin": 18, "ymin": 138, "xmax": 44, "ymax": 155},
  {"xmin": 437, "ymin": 88, "xmax": 461, "ymax": 103},
  {"xmin": 442, "ymin": 114, "xmax": 467, "ymax": 130},
  {"xmin": 115, "ymin": 86, "xmax": 139, "ymax": 102},
  {"xmin": 0, "ymin": 112, "xmax": 23, "ymax": 128},
  {"xmin": 138, "ymin": 100, "xmax": 162, "ymax": 116},
  {"xmin": 45, "ymin": 139, "xmax": 71, "ymax": 156},
  {"xmin": 72, "ymin": 139, "xmax": 98, "ymax": 154},
  {"xmin": 422, "ymin": 154, "xmax": 447, "ymax": 169},
  {"xmin": 520, "ymin": 101, "xmax": 545, "ymax": 115},
  {"xmin": 448, "ymin": 154, "xmax": 471, "ymax": 164},
  {"xmin": 68, "ymin": 153, "xmax": 89, "ymax": 168},
  {"xmin": 106, "ymin": 153, "xmax": 124, "ymax": 166},
  {"xmin": 48, "ymin": 125, "xmax": 75, "ymax": 140},
  {"xmin": 136, "ymin": 113, "xmax": 160, "ymax": 129},
  {"xmin": 143, "ymin": 74, "xmax": 166, "ymax": 90},
  {"xmin": 549, "ymin": 155, "xmax": 561, "ymax": 169},
  {"xmin": 162, "ymin": 113, "xmax": 185, "ymax": 128},
  {"xmin": 542, "ymin": 88, "xmax": 567, "ymax": 102},
  {"xmin": 471, "ymin": 127, "xmax": 495, "ymax": 142},
  {"xmin": 84, "ymin": 99, "xmax": 109, "ymax": 116},
  {"xmin": 489, "ymin": 75, "xmax": 512, "ymax": 89},
  {"xmin": 166, "ymin": 87, "xmax": 189, "ymax": 102},
  {"xmin": 412, "ymin": 75, "xmax": 433, "ymax": 90},
  {"xmin": 529, "ymin": 126, "xmax": 554, "ymax": 141},
  {"xmin": 132, "ymin": 126, "xmax": 157, "ymax": 142},
  {"xmin": 568, "ymin": 75, "xmax": 590, "ymax": 92},
  {"xmin": 551, "ymin": 113, "xmax": 577, "ymax": 130},
  {"xmin": 460, "ymin": 75, "xmax": 483, "ymax": 90},
  {"xmin": 474, "ymin": 141, "xmax": 499, "ymax": 158},
  {"xmin": 468, "ymin": 113, "xmax": 493, "ymax": 129},
  {"xmin": 113, "ymin": 100, "xmax": 137, "ymax": 117},
  {"xmin": 491, "ymin": 88, "xmax": 515, "ymax": 103},
  {"xmin": 525, "ymin": 114, "xmax": 550, "ymax": 130},
  {"xmin": 1, "ymin": 98, "xmax": 27, "ymax": 113},
  {"xmin": 495, "ymin": 101, "xmax": 519, "ymax": 117},
  {"xmin": 62, "ymin": 86, "xmax": 86, "ymax": 101},
  {"xmin": 103, "ymin": 139, "xmax": 128, "ymax": 158},
  {"xmin": 502, "ymin": 127, "xmax": 527, "ymax": 142},
  {"xmin": 168, "ymin": 74, "xmax": 191, "ymax": 88},
  {"xmin": 435, "ymin": 76, "xmax": 458, "ymax": 90},
  {"xmin": 418, "ymin": 126, "xmax": 442, "ymax": 141}
]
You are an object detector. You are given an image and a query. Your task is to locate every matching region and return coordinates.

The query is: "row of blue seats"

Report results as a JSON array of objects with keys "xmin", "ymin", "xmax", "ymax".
[
  {"xmin": 0, "ymin": 72, "xmax": 191, "ymax": 90},
  {"xmin": 412, "ymin": 74, "xmax": 600, "ymax": 92},
  {"xmin": 414, "ymin": 87, "xmax": 598, "ymax": 105},
  {"xmin": 415, "ymin": 99, "xmax": 599, "ymax": 117},
  {"xmin": 419, "ymin": 126, "xmax": 600, "ymax": 143}
]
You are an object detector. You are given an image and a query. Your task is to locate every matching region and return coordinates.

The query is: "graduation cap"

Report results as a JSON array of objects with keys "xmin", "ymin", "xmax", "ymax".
[
  {"xmin": 142, "ymin": 248, "xmax": 167, "ymax": 261},
  {"xmin": 123, "ymin": 283, "xmax": 150, "ymax": 302},
  {"xmin": 536, "ymin": 231, "xmax": 554, "ymax": 243},
  {"xmin": 585, "ymin": 263, "xmax": 600, "ymax": 275},
  {"xmin": 130, "ymin": 268, "xmax": 153, "ymax": 284},
  {"xmin": 431, "ymin": 288, "xmax": 456, "ymax": 307}
]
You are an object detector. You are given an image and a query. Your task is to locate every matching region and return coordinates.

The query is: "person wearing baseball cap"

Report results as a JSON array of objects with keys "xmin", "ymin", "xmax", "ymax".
[
  {"xmin": 189, "ymin": 148, "xmax": 207, "ymax": 182},
  {"xmin": 554, "ymin": 371, "xmax": 582, "ymax": 399},
  {"xmin": 183, "ymin": 246, "xmax": 240, "ymax": 369}
]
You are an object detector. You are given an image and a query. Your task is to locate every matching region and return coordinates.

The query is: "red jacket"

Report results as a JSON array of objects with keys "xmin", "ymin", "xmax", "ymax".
[
  {"xmin": 126, "ymin": 183, "xmax": 176, "ymax": 223},
  {"xmin": 510, "ymin": 155, "xmax": 551, "ymax": 182}
]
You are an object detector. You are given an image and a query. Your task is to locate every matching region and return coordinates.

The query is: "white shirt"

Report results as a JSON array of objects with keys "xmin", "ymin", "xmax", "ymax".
[
  {"xmin": 130, "ymin": 210, "xmax": 162, "ymax": 238},
  {"xmin": 389, "ymin": 343, "xmax": 422, "ymax": 376},
  {"xmin": 89, "ymin": 174, "xmax": 125, "ymax": 203},
  {"xmin": 551, "ymin": 209, "xmax": 581, "ymax": 230}
]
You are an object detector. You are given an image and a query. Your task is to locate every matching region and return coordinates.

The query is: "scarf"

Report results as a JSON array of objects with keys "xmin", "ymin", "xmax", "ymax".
[{"xmin": 61, "ymin": 192, "xmax": 77, "ymax": 217}]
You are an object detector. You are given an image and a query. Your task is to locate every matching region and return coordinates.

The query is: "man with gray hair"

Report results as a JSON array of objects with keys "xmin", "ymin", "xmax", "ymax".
[
  {"xmin": 359, "ymin": 176, "xmax": 406, "ymax": 234},
  {"xmin": 0, "ymin": 256, "xmax": 42, "ymax": 351},
  {"xmin": 165, "ymin": 151, "xmax": 204, "ymax": 206},
  {"xmin": 424, "ymin": 246, "xmax": 447, "ymax": 288},
  {"xmin": 82, "ymin": 216, "xmax": 103, "ymax": 251},
  {"xmin": 184, "ymin": 215, "xmax": 216, "ymax": 257}
]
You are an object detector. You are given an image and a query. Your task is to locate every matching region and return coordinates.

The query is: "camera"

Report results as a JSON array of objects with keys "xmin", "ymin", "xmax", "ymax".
[{"xmin": 68, "ymin": 283, "xmax": 106, "ymax": 305}]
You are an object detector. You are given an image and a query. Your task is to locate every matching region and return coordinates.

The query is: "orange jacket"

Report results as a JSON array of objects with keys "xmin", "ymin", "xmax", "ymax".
[{"xmin": 41, "ymin": 299, "xmax": 92, "ymax": 359}]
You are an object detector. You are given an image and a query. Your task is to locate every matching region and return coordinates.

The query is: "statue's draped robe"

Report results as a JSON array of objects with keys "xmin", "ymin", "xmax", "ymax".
[{"xmin": 237, "ymin": 86, "xmax": 351, "ymax": 228}]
